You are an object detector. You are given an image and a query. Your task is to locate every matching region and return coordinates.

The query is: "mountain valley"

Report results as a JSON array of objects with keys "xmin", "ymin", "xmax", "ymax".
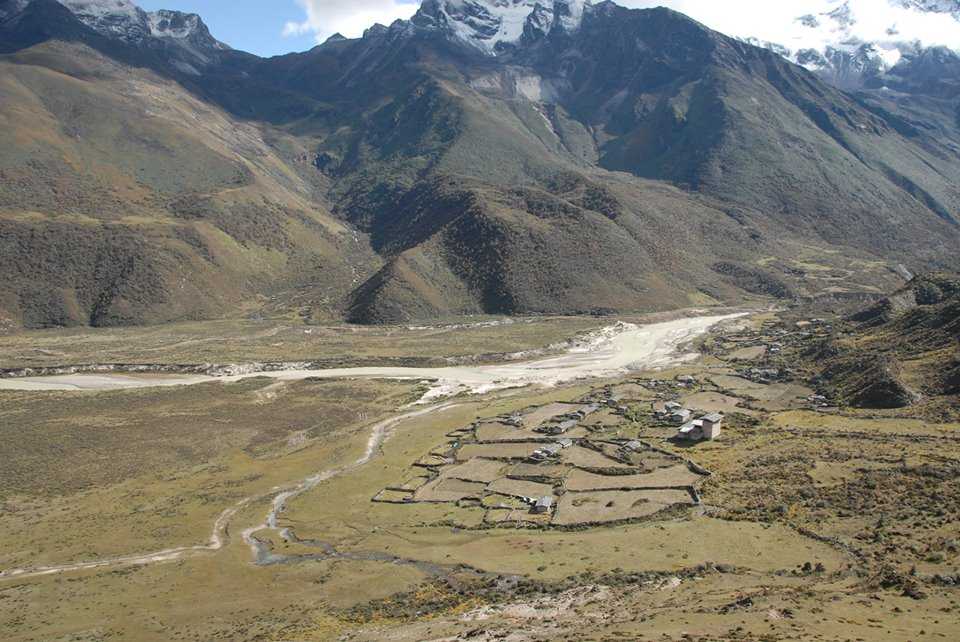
[
  {"xmin": 2, "ymin": 0, "xmax": 959, "ymax": 328},
  {"xmin": 0, "ymin": 2, "xmax": 958, "ymax": 640}
]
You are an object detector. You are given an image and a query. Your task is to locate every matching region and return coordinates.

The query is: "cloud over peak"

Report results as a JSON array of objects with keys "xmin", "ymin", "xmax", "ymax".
[
  {"xmin": 282, "ymin": 0, "xmax": 419, "ymax": 43},
  {"xmin": 282, "ymin": 0, "xmax": 960, "ymax": 53}
]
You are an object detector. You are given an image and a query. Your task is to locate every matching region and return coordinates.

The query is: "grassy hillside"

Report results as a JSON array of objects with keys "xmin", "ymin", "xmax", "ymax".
[
  {"xmin": 1, "ymin": 3, "xmax": 959, "ymax": 329},
  {"xmin": 0, "ymin": 41, "xmax": 379, "ymax": 329},
  {"xmin": 807, "ymin": 273, "xmax": 960, "ymax": 412}
]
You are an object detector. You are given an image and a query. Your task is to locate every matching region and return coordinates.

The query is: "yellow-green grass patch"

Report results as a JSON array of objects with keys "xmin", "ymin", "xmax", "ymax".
[{"xmin": 564, "ymin": 465, "xmax": 702, "ymax": 491}]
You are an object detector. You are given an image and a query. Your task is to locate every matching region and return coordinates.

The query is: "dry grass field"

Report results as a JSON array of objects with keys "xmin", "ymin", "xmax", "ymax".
[
  {"xmin": 553, "ymin": 489, "xmax": 695, "ymax": 525},
  {"xmin": 0, "ymin": 311, "xmax": 957, "ymax": 641},
  {"xmin": 0, "ymin": 378, "xmax": 421, "ymax": 569},
  {"xmin": 564, "ymin": 465, "xmax": 703, "ymax": 491},
  {"xmin": 0, "ymin": 316, "xmax": 605, "ymax": 370}
]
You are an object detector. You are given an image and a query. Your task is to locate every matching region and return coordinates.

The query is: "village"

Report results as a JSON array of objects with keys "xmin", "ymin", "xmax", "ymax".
[
  {"xmin": 372, "ymin": 381, "xmax": 731, "ymax": 527},
  {"xmin": 5, "ymin": 305, "xmax": 958, "ymax": 642},
  {"xmin": 372, "ymin": 313, "xmax": 840, "ymax": 527}
]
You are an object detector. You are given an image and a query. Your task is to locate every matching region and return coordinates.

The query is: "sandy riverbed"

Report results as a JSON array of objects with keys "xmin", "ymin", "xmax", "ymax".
[
  {"xmin": 0, "ymin": 314, "xmax": 742, "ymax": 397},
  {"xmin": 0, "ymin": 312, "xmax": 741, "ymax": 582}
]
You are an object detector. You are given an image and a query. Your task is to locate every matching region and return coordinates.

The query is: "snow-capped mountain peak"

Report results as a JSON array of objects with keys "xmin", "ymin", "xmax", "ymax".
[
  {"xmin": 413, "ymin": 0, "xmax": 591, "ymax": 54},
  {"xmin": 0, "ymin": 0, "xmax": 231, "ymax": 68},
  {"xmin": 0, "ymin": 0, "xmax": 230, "ymax": 73},
  {"xmin": 60, "ymin": 0, "xmax": 140, "ymax": 23},
  {"xmin": 741, "ymin": 0, "xmax": 960, "ymax": 92},
  {"xmin": 56, "ymin": 0, "xmax": 227, "ymax": 49}
]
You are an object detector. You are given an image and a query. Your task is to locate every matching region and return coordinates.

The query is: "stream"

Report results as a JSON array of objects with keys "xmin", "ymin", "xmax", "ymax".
[{"xmin": 0, "ymin": 313, "xmax": 743, "ymax": 582}]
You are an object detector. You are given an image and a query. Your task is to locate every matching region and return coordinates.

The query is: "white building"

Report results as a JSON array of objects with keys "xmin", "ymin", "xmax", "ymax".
[
  {"xmin": 676, "ymin": 413, "xmax": 724, "ymax": 441},
  {"xmin": 532, "ymin": 496, "xmax": 555, "ymax": 514},
  {"xmin": 530, "ymin": 443, "xmax": 563, "ymax": 461},
  {"xmin": 701, "ymin": 413, "xmax": 723, "ymax": 439}
]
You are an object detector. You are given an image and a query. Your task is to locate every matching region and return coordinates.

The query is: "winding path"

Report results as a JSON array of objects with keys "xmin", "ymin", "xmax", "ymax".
[
  {"xmin": 0, "ymin": 402, "xmax": 461, "ymax": 582},
  {"xmin": 240, "ymin": 402, "xmax": 461, "ymax": 562},
  {"xmin": 0, "ymin": 313, "xmax": 742, "ymax": 582}
]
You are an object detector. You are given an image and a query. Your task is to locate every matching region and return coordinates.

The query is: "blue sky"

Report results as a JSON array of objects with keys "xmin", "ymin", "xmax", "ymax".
[
  {"xmin": 136, "ymin": 1, "xmax": 960, "ymax": 59},
  {"xmin": 138, "ymin": 1, "xmax": 318, "ymax": 56},
  {"xmin": 136, "ymin": 0, "xmax": 423, "ymax": 57}
]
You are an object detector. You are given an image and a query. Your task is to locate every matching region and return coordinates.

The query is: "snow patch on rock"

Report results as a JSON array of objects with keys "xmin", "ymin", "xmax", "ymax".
[
  {"xmin": 0, "ymin": 0, "xmax": 32, "ymax": 19},
  {"xmin": 42, "ymin": 0, "xmax": 229, "ymax": 63},
  {"xmin": 743, "ymin": 0, "xmax": 960, "ymax": 89},
  {"xmin": 413, "ymin": 0, "xmax": 591, "ymax": 55}
]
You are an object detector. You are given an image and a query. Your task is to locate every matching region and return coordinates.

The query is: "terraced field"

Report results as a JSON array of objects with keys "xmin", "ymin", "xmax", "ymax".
[
  {"xmin": 372, "ymin": 396, "xmax": 709, "ymax": 527},
  {"xmin": 1, "ymin": 308, "xmax": 957, "ymax": 641}
]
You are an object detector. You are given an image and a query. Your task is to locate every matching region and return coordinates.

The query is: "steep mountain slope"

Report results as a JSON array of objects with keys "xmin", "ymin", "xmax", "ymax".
[
  {"xmin": 0, "ymin": 29, "xmax": 378, "ymax": 328},
  {"xmin": 521, "ymin": 6, "xmax": 960, "ymax": 247},
  {"xmin": 1, "ymin": 0, "xmax": 959, "ymax": 328},
  {"xmin": 252, "ymin": 1, "xmax": 959, "ymax": 323}
]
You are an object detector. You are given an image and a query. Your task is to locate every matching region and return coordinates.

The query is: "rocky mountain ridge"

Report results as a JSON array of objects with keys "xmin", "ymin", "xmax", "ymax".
[
  {"xmin": 0, "ymin": 0, "xmax": 958, "ymax": 329},
  {"xmin": 2, "ymin": 0, "xmax": 227, "ymax": 70},
  {"xmin": 411, "ymin": 0, "xmax": 589, "ymax": 53},
  {"xmin": 895, "ymin": 0, "xmax": 960, "ymax": 16}
]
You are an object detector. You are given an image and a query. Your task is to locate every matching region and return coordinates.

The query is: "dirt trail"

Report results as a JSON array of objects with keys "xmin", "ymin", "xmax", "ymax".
[
  {"xmin": 0, "ymin": 313, "xmax": 742, "ymax": 582},
  {"xmin": 241, "ymin": 402, "xmax": 460, "ymax": 562},
  {"xmin": 0, "ymin": 402, "xmax": 460, "ymax": 583}
]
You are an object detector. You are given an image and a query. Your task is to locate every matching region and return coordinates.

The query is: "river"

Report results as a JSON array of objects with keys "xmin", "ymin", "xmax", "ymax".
[
  {"xmin": 0, "ymin": 314, "xmax": 742, "ymax": 399},
  {"xmin": 0, "ymin": 312, "xmax": 742, "ymax": 581}
]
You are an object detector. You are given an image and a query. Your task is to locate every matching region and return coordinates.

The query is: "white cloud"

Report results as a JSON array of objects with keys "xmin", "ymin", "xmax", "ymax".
[
  {"xmin": 282, "ymin": 20, "xmax": 313, "ymax": 37},
  {"xmin": 283, "ymin": 0, "xmax": 419, "ymax": 43},
  {"xmin": 283, "ymin": 0, "xmax": 960, "ymax": 50},
  {"xmin": 619, "ymin": 0, "xmax": 960, "ymax": 52}
]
